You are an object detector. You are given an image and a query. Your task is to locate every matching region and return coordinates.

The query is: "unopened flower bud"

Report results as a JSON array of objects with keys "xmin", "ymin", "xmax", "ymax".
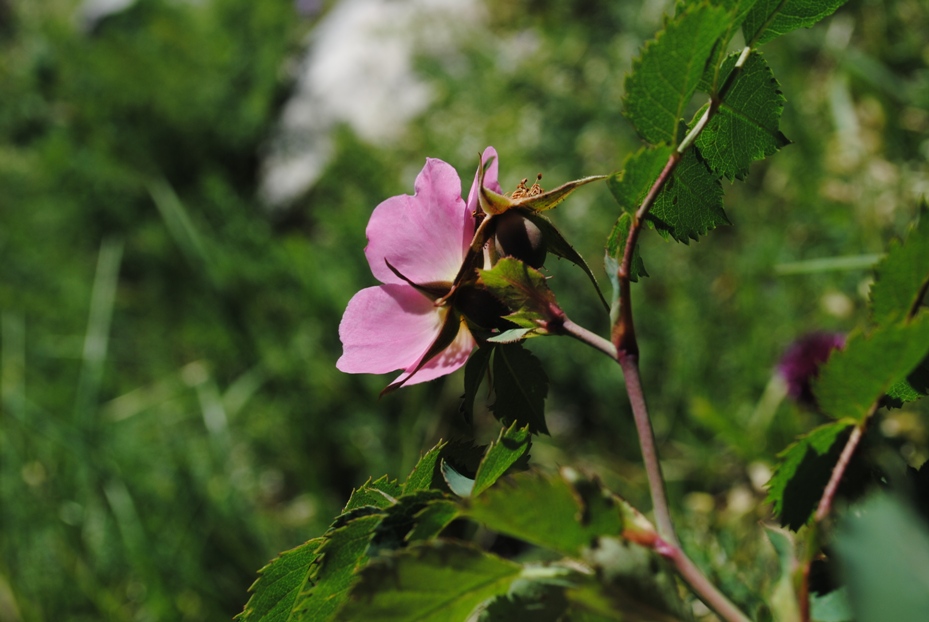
[{"xmin": 493, "ymin": 210, "xmax": 547, "ymax": 269}]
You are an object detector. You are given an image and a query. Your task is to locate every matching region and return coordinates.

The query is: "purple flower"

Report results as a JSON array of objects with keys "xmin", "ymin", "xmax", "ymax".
[
  {"xmin": 778, "ymin": 332, "xmax": 846, "ymax": 405},
  {"xmin": 337, "ymin": 147, "xmax": 501, "ymax": 387}
]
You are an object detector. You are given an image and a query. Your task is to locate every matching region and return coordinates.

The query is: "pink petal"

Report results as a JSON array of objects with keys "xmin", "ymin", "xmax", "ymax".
[
  {"xmin": 392, "ymin": 316, "xmax": 475, "ymax": 386},
  {"xmin": 466, "ymin": 146, "xmax": 503, "ymax": 214},
  {"xmin": 337, "ymin": 284, "xmax": 446, "ymax": 375},
  {"xmin": 365, "ymin": 158, "xmax": 474, "ymax": 286}
]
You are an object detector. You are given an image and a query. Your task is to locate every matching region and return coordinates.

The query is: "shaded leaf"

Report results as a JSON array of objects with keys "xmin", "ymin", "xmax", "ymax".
[
  {"xmin": 472, "ymin": 423, "xmax": 532, "ymax": 498},
  {"xmin": 833, "ymin": 495, "xmax": 929, "ymax": 622},
  {"xmin": 335, "ymin": 541, "xmax": 521, "ymax": 622},
  {"xmin": 814, "ymin": 317, "xmax": 929, "ymax": 421},
  {"xmin": 650, "ymin": 148, "xmax": 728, "ymax": 242},
  {"xmin": 491, "ymin": 344, "xmax": 549, "ymax": 435},
  {"xmin": 480, "ymin": 579, "xmax": 569, "ymax": 622},
  {"xmin": 461, "ymin": 345, "xmax": 493, "ymax": 426},
  {"xmin": 623, "ymin": 4, "xmax": 730, "ymax": 145},
  {"xmin": 367, "ymin": 490, "xmax": 449, "ymax": 557},
  {"xmin": 695, "ymin": 51, "xmax": 789, "ymax": 181},
  {"xmin": 405, "ymin": 500, "xmax": 460, "ymax": 542},
  {"xmin": 605, "ymin": 212, "xmax": 649, "ymax": 286},
  {"xmin": 766, "ymin": 420, "xmax": 855, "ymax": 530},
  {"xmin": 810, "ymin": 588, "xmax": 853, "ymax": 622},
  {"xmin": 608, "ymin": 145, "xmax": 674, "ymax": 215},
  {"xmin": 523, "ymin": 210, "xmax": 610, "ymax": 311},
  {"xmin": 742, "ymin": 0, "xmax": 848, "ymax": 47},
  {"xmin": 237, "ymin": 538, "xmax": 323, "ymax": 622}
]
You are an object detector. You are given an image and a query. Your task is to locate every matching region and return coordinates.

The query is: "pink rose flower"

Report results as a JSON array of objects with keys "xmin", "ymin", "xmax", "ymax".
[{"xmin": 337, "ymin": 147, "xmax": 502, "ymax": 387}]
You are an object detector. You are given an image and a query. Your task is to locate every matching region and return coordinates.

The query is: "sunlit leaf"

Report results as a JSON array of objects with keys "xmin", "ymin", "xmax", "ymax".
[
  {"xmin": 237, "ymin": 538, "xmax": 323, "ymax": 622},
  {"xmin": 695, "ymin": 51, "xmax": 789, "ymax": 180},
  {"xmin": 403, "ymin": 441, "xmax": 447, "ymax": 493},
  {"xmin": 742, "ymin": 0, "xmax": 849, "ymax": 47},
  {"xmin": 623, "ymin": 4, "xmax": 730, "ymax": 145},
  {"xmin": 870, "ymin": 210, "xmax": 929, "ymax": 326},
  {"xmin": 814, "ymin": 316, "xmax": 929, "ymax": 421},
  {"xmin": 472, "ymin": 423, "xmax": 532, "ymax": 498},
  {"xmin": 343, "ymin": 475, "xmax": 402, "ymax": 511}
]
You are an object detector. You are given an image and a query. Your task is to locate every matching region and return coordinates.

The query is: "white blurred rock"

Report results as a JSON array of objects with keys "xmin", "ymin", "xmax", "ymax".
[{"xmin": 259, "ymin": 0, "xmax": 482, "ymax": 209}]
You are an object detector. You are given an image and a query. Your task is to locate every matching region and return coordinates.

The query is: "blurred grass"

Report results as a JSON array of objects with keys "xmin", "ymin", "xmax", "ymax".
[{"xmin": 0, "ymin": 0, "xmax": 927, "ymax": 619}]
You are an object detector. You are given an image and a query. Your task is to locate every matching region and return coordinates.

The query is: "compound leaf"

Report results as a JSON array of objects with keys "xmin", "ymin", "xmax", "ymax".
[
  {"xmin": 623, "ymin": 4, "xmax": 730, "ymax": 145},
  {"xmin": 695, "ymin": 51, "xmax": 789, "ymax": 180},
  {"xmin": 742, "ymin": 0, "xmax": 848, "ymax": 47},
  {"xmin": 237, "ymin": 538, "xmax": 324, "ymax": 622},
  {"xmin": 335, "ymin": 541, "xmax": 520, "ymax": 622}
]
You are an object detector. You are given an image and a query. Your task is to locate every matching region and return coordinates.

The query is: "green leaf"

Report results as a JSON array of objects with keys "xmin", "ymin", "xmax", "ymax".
[
  {"xmin": 608, "ymin": 145, "xmax": 674, "ymax": 215},
  {"xmin": 343, "ymin": 475, "xmax": 403, "ymax": 511},
  {"xmin": 523, "ymin": 210, "xmax": 610, "ymax": 312},
  {"xmin": 479, "ymin": 258, "xmax": 560, "ymax": 331},
  {"xmin": 405, "ymin": 500, "xmax": 460, "ymax": 542},
  {"xmin": 810, "ymin": 588, "xmax": 853, "ymax": 622},
  {"xmin": 742, "ymin": 0, "xmax": 848, "ymax": 47},
  {"xmin": 466, "ymin": 470, "xmax": 640, "ymax": 558},
  {"xmin": 491, "ymin": 344, "xmax": 550, "ymax": 435},
  {"xmin": 297, "ymin": 513, "xmax": 383, "ymax": 622},
  {"xmin": 764, "ymin": 527, "xmax": 801, "ymax": 622},
  {"xmin": 623, "ymin": 4, "xmax": 730, "ymax": 145},
  {"xmin": 480, "ymin": 579, "xmax": 570, "ymax": 622},
  {"xmin": 403, "ymin": 441, "xmax": 447, "ymax": 493},
  {"xmin": 335, "ymin": 541, "xmax": 521, "ymax": 622},
  {"xmin": 701, "ymin": 0, "xmax": 763, "ymax": 93},
  {"xmin": 237, "ymin": 538, "xmax": 324, "ymax": 622},
  {"xmin": 833, "ymin": 495, "xmax": 929, "ymax": 622},
  {"xmin": 869, "ymin": 211, "xmax": 929, "ymax": 326},
  {"xmin": 486, "ymin": 328, "xmax": 534, "ymax": 343},
  {"xmin": 472, "ymin": 423, "xmax": 532, "ymax": 498},
  {"xmin": 884, "ymin": 357, "xmax": 929, "ymax": 406},
  {"xmin": 766, "ymin": 420, "xmax": 855, "ymax": 530},
  {"xmin": 814, "ymin": 316, "xmax": 929, "ymax": 421},
  {"xmin": 368, "ymin": 490, "xmax": 449, "ymax": 557},
  {"xmin": 695, "ymin": 51, "xmax": 789, "ymax": 180},
  {"xmin": 650, "ymin": 148, "xmax": 728, "ymax": 242},
  {"xmin": 605, "ymin": 214, "xmax": 649, "ymax": 312},
  {"xmin": 442, "ymin": 460, "xmax": 476, "ymax": 498},
  {"xmin": 461, "ymin": 345, "xmax": 493, "ymax": 425}
]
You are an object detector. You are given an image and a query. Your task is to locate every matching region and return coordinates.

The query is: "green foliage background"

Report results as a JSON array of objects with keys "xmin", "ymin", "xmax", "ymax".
[{"xmin": 1, "ymin": 0, "xmax": 927, "ymax": 619}]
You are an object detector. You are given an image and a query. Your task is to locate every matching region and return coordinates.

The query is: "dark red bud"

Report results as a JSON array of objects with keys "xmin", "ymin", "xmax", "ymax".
[{"xmin": 493, "ymin": 210, "xmax": 547, "ymax": 269}]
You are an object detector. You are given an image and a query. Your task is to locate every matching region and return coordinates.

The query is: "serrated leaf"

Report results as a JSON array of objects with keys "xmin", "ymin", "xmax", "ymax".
[
  {"xmin": 814, "ymin": 316, "xmax": 929, "ymax": 421},
  {"xmin": 480, "ymin": 579, "xmax": 569, "ymax": 622},
  {"xmin": 335, "ymin": 541, "xmax": 521, "ymax": 622},
  {"xmin": 608, "ymin": 145, "xmax": 674, "ymax": 215},
  {"xmin": 884, "ymin": 356, "xmax": 929, "ymax": 406},
  {"xmin": 343, "ymin": 475, "xmax": 403, "ymax": 511},
  {"xmin": 695, "ymin": 51, "xmax": 790, "ymax": 180},
  {"xmin": 623, "ymin": 4, "xmax": 730, "ymax": 145},
  {"xmin": 237, "ymin": 538, "xmax": 324, "ymax": 622},
  {"xmin": 403, "ymin": 441, "xmax": 447, "ymax": 493},
  {"xmin": 461, "ymin": 345, "xmax": 493, "ymax": 425},
  {"xmin": 742, "ymin": 0, "xmax": 848, "ymax": 47},
  {"xmin": 491, "ymin": 343, "xmax": 549, "ymax": 435},
  {"xmin": 297, "ymin": 513, "xmax": 383, "ymax": 622},
  {"xmin": 523, "ymin": 210, "xmax": 610, "ymax": 312},
  {"xmin": 405, "ymin": 500, "xmax": 460, "ymax": 542},
  {"xmin": 833, "ymin": 495, "xmax": 929, "ymax": 622},
  {"xmin": 766, "ymin": 420, "xmax": 855, "ymax": 530},
  {"xmin": 465, "ymin": 471, "xmax": 634, "ymax": 558},
  {"xmin": 702, "ymin": 0, "xmax": 763, "ymax": 93},
  {"xmin": 486, "ymin": 327, "xmax": 534, "ymax": 343},
  {"xmin": 479, "ymin": 258, "xmax": 559, "ymax": 330},
  {"xmin": 472, "ymin": 423, "xmax": 532, "ymax": 498},
  {"xmin": 650, "ymin": 148, "xmax": 728, "ymax": 242},
  {"xmin": 368, "ymin": 490, "xmax": 449, "ymax": 557},
  {"xmin": 869, "ymin": 212, "xmax": 929, "ymax": 326}
]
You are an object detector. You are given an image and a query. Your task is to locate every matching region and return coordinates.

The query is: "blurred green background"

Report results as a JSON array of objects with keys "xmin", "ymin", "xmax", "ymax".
[{"xmin": 1, "ymin": 0, "xmax": 927, "ymax": 619}]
